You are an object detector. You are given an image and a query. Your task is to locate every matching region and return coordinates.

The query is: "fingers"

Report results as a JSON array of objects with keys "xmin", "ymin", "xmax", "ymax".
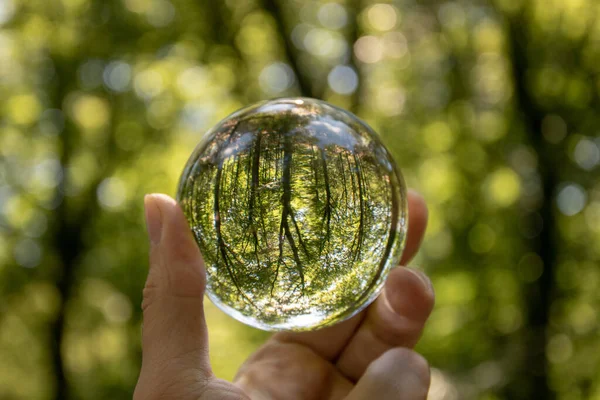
[
  {"xmin": 234, "ymin": 341, "xmax": 353, "ymax": 400},
  {"xmin": 400, "ymin": 189, "xmax": 428, "ymax": 265},
  {"xmin": 135, "ymin": 194, "xmax": 212, "ymax": 398},
  {"xmin": 345, "ymin": 348, "xmax": 430, "ymax": 400},
  {"xmin": 334, "ymin": 267, "xmax": 434, "ymax": 381},
  {"xmin": 271, "ymin": 190, "xmax": 428, "ymax": 361}
]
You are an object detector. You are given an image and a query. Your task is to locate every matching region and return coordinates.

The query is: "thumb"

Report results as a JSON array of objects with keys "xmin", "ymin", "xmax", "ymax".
[
  {"xmin": 345, "ymin": 348, "xmax": 430, "ymax": 400},
  {"xmin": 136, "ymin": 193, "xmax": 212, "ymax": 398}
]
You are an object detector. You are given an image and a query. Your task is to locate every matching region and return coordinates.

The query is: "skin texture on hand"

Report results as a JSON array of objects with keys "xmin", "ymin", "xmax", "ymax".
[{"xmin": 134, "ymin": 190, "xmax": 434, "ymax": 400}]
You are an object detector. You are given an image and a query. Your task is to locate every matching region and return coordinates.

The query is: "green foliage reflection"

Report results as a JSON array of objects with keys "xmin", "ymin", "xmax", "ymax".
[{"xmin": 178, "ymin": 98, "xmax": 406, "ymax": 330}]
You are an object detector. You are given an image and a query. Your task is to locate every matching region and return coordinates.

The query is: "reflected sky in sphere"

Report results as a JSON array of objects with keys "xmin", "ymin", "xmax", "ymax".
[{"xmin": 177, "ymin": 98, "xmax": 407, "ymax": 331}]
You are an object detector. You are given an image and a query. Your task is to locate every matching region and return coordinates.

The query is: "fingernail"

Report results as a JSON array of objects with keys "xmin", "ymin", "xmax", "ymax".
[
  {"xmin": 407, "ymin": 268, "xmax": 434, "ymax": 294},
  {"xmin": 144, "ymin": 194, "xmax": 163, "ymax": 245}
]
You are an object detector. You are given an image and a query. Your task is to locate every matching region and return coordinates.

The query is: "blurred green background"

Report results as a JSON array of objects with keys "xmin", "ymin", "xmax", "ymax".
[{"xmin": 1, "ymin": 0, "xmax": 599, "ymax": 398}]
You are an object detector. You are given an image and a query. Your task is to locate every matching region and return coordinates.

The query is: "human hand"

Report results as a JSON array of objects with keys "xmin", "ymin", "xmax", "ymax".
[{"xmin": 134, "ymin": 190, "xmax": 434, "ymax": 400}]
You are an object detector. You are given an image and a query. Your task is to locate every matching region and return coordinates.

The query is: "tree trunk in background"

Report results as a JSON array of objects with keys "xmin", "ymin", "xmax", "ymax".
[
  {"xmin": 507, "ymin": 14, "xmax": 556, "ymax": 400},
  {"xmin": 263, "ymin": 0, "xmax": 313, "ymax": 98},
  {"xmin": 50, "ymin": 57, "xmax": 79, "ymax": 400}
]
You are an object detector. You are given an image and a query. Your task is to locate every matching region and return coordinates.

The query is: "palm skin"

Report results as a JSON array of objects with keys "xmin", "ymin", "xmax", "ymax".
[{"xmin": 134, "ymin": 190, "xmax": 434, "ymax": 400}]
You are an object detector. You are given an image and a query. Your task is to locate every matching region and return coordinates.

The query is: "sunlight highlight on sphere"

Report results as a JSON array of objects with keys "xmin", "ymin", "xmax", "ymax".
[{"xmin": 177, "ymin": 98, "xmax": 407, "ymax": 331}]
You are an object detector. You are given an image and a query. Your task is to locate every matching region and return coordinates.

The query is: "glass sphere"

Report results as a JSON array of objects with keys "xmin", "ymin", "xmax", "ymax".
[{"xmin": 177, "ymin": 98, "xmax": 407, "ymax": 331}]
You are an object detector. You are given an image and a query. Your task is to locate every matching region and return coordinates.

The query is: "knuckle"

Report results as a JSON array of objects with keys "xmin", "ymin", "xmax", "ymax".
[
  {"xmin": 141, "ymin": 269, "xmax": 162, "ymax": 312},
  {"xmin": 141, "ymin": 286, "xmax": 158, "ymax": 312},
  {"xmin": 372, "ymin": 302, "xmax": 426, "ymax": 346}
]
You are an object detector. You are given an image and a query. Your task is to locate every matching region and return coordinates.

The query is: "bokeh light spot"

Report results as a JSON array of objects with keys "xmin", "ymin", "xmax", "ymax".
[
  {"xmin": 382, "ymin": 32, "xmax": 408, "ymax": 59},
  {"xmin": 424, "ymin": 229, "xmax": 454, "ymax": 260},
  {"xmin": 493, "ymin": 304, "xmax": 522, "ymax": 334},
  {"xmin": 547, "ymin": 334, "xmax": 573, "ymax": 364},
  {"xmin": 123, "ymin": 0, "xmax": 149, "ymax": 13},
  {"xmin": 484, "ymin": 168, "xmax": 521, "ymax": 207},
  {"xmin": 317, "ymin": 3, "xmax": 347, "ymax": 30},
  {"xmin": 259, "ymin": 62, "xmax": 295, "ymax": 95},
  {"xmin": 39, "ymin": 109, "xmax": 65, "ymax": 136},
  {"xmin": 102, "ymin": 292, "xmax": 133, "ymax": 324},
  {"xmin": 568, "ymin": 302, "xmax": 597, "ymax": 335},
  {"xmin": 180, "ymin": 102, "xmax": 214, "ymax": 133},
  {"xmin": 146, "ymin": 0, "xmax": 175, "ymax": 27},
  {"xmin": 327, "ymin": 65, "xmax": 358, "ymax": 95},
  {"xmin": 0, "ymin": 0, "xmax": 16, "ymax": 26},
  {"xmin": 475, "ymin": 111, "xmax": 507, "ymax": 142},
  {"xmin": 291, "ymin": 23, "xmax": 310, "ymax": 50},
  {"xmin": 33, "ymin": 158, "xmax": 63, "ymax": 189},
  {"xmin": 177, "ymin": 66, "xmax": 209, "ymax": 100},
  {"xmin": 304, "ymin": 28, "xmax": 346, "ymax": 59},
  {"xmin": 71, "ymin": 95, "xmax": 110, "ymax": 130},
  {"xmin": 367, "ymin": 4, "xmax": 398, "ymax": 31},
  {"xmin": 556, "ymin": 183, "xmax": 587, "ymax": 216},
  {"xmin": 509, "ymin": 146, "xmax": 538, "ymax": 174},
  {"xmin": 354, "ymin": 36, "xmax": 383, "ymax": 64},
  {"xmin": 572, "ymin": 137, "xmax": 599, "ymax": 170},
  {"xmin": 419, "ymin": 157, "xmax": 458, "ymax": 203},
  {"xmin": 374, "ymin": 87, "xmax": 405, "ymax": 116},
  {"xmin": 23, "ymin": 210, "xmax": 48, "ymax": 238},
  {"xmin": 134, "ymin": 68, "xmax": 165, "ymax": 99},
  {"xmin": 78, "ymin": 59, "xmax": 105, "ymax": 89},
  {"xmin": 429, "ymin": 368, "xmax": 459, "ymax": 400},
  {"xmin": 438, "ymin": 2, "xmax": 466, "ymax": 28},
  {"xmin": 474, "ymin": 361, "xmax": 504, "ymax": 390},
  {"xmin": 103, "ymin": 61, "xmax": 132, "ymax": 92},
  {"xmin": 14, "ymin": 239, "xmax": 42, "ymax": 268},
  {"xmin": 97, "ymin": 177, "xmax": 127, "ymax": 210},
  {"xmin": 423, "ymin": 121, "xmax": 455, "ymax": 152},
  {"xmin": 518, "ymin": 253, "xmax": 544, "ymax": 283},
  {"xmin": 542, "ymin": 114, "xmax": 567, "ymax": 144},
  {"xmin": 584, "ymin": 201, "xmax": 600, "ymax": 232},
  {"xmin": 7, "ymin": 94, "xmax": 42, "ymax": 125},
  {"xmin": 435, "ymin": 272, "xmax": 476, "ymax": 305},
  {"xmin": 469, "ymin": 223, "xmax": 496, "ymax": 253}
]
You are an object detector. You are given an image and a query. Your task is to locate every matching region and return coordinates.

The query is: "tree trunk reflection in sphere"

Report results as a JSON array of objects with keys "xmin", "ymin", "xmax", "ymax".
[{"xmin": 177, "ymin": 98, "xmax": 407, "ymax": 331}]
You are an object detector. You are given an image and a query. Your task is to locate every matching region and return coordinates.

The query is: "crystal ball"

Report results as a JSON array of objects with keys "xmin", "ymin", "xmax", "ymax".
[{"xmin": 177, "ymin": 98, "xmax": 407, "ymax": 331}]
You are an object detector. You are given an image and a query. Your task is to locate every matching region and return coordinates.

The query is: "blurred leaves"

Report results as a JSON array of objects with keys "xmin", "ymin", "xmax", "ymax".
[{"xmin": 0, "ymin": 0, "xmax": 599, "ymax": 399}]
